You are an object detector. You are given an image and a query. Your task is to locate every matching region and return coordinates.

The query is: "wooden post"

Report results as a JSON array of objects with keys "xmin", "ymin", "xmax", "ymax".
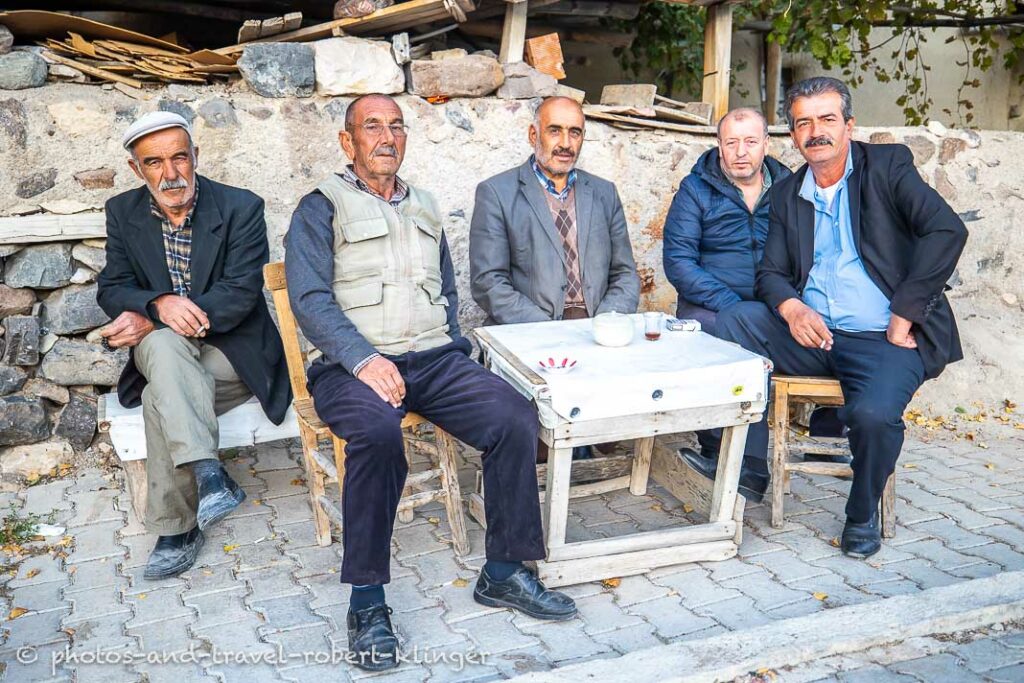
[
  {"xmin": 701, "ymin": 1, "xmax": 733, "ymax": 125},
  {"xmin": 499, "ymin": 0, "xmax": 529, "ymax": 64},
  {"xmin": 765, "ymin": 37, "xmax": 782, "ymax": 126}
]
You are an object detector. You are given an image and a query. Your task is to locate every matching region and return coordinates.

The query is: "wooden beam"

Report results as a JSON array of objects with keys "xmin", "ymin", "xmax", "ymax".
[
  {"xmin": 461, "ymin": 20, "xmax": 634, "ymax": 48},
  {"xmin": 0, "ymin": 212, "xmax": 107, "ymax": 245},
  {"xmin": 701, "ymin": 1, "xmax": 733, "ymax": 124},
  {"xmin": 535, "ymin": 0, "xmax": 641, "ymax": 19},
  {"xmin": 499, "ymin": 0, "xmax": 529, "ymax": 63},
  {"xmin": 764, "ymin": 37, "xmax": 782, "ymax": 126}
]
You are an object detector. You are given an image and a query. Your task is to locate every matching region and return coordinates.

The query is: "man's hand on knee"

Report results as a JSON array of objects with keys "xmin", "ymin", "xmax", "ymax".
[
  {"xmin": 886, "ymin": 313, "xmax": 917, "ymax": 349},
  {"xmin": 778, "ymin": 298, "xmax": 833, "ymax": 351},
  {"xmin": 101, "ymin": 311, "xmax": 155, "ymax": 348},
  {"xmin": 356, "ymin": 356, "xmax": 406, "ymax": 408},
  {"xmin": 153, "ymin": 294, "xmax": 210, "ymax": 338}
]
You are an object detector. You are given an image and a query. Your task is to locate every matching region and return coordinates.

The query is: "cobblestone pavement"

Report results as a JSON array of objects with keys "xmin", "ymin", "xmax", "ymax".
[
  {"xmin": 2, "ymin": 428, "xmax": 1023, "ymax": 683},
  {"xmin": 764, "ymin": 620, "xmax": 1024, "ymax": 682}
]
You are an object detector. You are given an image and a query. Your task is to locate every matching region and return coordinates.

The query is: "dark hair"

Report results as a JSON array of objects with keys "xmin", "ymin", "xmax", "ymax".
[
  {"xmin": 783, "ymin": 77, "xmax": 853, "ymax": 131},
  {"xmin": 716, "ymin": 107, "xmax": 768, "ymax": 139},
  {"xmin": 343, "ymin": 93, "xmax": 398, "ymax": 130}
]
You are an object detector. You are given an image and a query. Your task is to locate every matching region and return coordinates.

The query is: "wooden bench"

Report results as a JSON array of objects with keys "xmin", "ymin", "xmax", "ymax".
[
  {"xmin": 771, "ymin": 376, "xmax": 896, "ymax": 537},
  {"xmin": 99, "ymin": 393, "xmax": 300, "ymax": 521},
  {"xmin": 263, "ymin": 262, "xmax": 470, "ymax": 553}
]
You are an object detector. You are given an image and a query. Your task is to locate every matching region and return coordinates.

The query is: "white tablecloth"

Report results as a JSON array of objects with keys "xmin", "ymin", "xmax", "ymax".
[{"xmin": 478, "ymin": 315, "xmax": 770, "ymax": 424}]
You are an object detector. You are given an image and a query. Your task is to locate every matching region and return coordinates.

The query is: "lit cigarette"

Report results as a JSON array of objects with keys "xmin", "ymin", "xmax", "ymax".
[
  {"xmin": 819, "ymin": 340, "xmax": 827, "ymax": 349},
  {"xmin": 196, "ymin": 324, "xmax": 208, "ymax": 335}
]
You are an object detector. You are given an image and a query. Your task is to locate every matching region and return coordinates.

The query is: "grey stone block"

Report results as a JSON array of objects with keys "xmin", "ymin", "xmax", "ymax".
[
  {"xmin": 0, "ymin": 51, "xmax": 47, "ymax": 91},
  {"xmin": 40, "ymin": 339, "xmax": 128, "ymax": 387},
  {"xmin": 1, "ymin": 314, "xmax": 40, "ymax": 365},
  {"xmin": 42, "ymin": 283, "xmax": 109, "ymax": 335},
  {"xmin": 0, "ymin": 394, "xmax": 49, "ymax": 445},
  {"xmin": 238, "ymin": 43, "xmax": 315, "ymax": 98}
]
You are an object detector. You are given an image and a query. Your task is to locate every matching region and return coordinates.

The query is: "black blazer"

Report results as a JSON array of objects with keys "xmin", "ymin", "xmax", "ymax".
[
  {"xmin": 757, "ymin": 142, "xmax": 968, "ymax": 380},
  {"xmin": 97, "ymin": 176, "xmax": 291, "ymax": 424}
]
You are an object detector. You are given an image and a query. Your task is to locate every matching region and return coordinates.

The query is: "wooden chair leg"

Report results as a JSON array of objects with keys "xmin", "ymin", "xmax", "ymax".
[
  {"xmin": 397, "ymin": 435, "xmax": 415, "ymax": 523},
  {"xmin": 771, "ymin": 383, "xmax": 789, "ymax": 528},
  {"xmin": 629, "ymin": 436, "xmax": 655, "ymax": 495},
  {"xmin": 434, "ymin": 426, "xmax": 470, "ymax": 557},
  {"xmin": 881, "ymin": 473, "xmax": 896, "ymax": 538},
  {"xmin": 299, "ymin": 424, "xmax": 331, "ymax": 546}
]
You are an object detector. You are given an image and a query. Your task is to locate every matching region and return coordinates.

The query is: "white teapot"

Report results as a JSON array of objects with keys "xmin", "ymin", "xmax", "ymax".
[{"xmin": 591, "ymin": 312, "xmax": 634, "ymax": 347}]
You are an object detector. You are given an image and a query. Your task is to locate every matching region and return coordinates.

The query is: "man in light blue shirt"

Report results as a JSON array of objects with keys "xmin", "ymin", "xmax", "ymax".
[
  {"xmin": 800, "ymin": 149, "xmax": 892, "ymax": 332},
  {"xmin": 716, "ymin": 77, "xmax": 967, "ymax": 560}
]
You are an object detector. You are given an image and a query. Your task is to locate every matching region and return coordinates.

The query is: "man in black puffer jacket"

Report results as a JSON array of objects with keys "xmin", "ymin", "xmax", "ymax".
[{"xmin": 663, "ymin": 108, "xmax": 795, "ymax": 500}]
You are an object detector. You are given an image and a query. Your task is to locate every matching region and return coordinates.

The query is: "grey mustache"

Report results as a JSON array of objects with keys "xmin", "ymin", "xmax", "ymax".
[
  {"xmin": 159, "ymin": 178, "xmax": 189, "ymax": 191},
  {"xmin": 806, "ymin": 136, "xmax": 833, "ymax": 148},
  {"xmin": 375, "ymin": 146, "xmax": 397, "ymax": 156}
]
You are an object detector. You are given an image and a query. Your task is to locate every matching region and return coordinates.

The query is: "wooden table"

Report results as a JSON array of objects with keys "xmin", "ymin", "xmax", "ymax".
[{"xmin": 471, "ymin": 317, "xmax": 769, "ymax": 587}]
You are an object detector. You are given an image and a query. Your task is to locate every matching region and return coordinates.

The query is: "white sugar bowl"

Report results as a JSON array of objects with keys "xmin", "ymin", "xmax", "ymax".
[{"xmin": 592, "ymin": 312, "xmax": 634, "ymax": 347}]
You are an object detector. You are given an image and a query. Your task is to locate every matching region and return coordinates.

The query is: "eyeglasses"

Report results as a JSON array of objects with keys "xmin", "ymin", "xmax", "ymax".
[{"xmin": 357, "ymin": 122, "xmax": 410, "ymax": 137}]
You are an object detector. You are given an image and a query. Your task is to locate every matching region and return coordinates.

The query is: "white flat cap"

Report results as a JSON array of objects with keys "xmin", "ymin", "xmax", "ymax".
[{"xmin": 122, "ymin": 111, "xmax": 192, "ymax": 150}]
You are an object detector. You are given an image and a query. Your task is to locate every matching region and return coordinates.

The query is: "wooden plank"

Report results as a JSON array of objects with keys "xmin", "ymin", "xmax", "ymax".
[
  {"xmin": 536, "ymin": 1, "xmax": 641, "ymax": 20},
  {"xmin": 771, "ymin": 379, "xmax": 789, "ymax": 528},
  {"xmin": 0, "ymin": 10, "xmax": 188, "ymax": 53},
  {"xmin": 434, "ymin": 426, "xmax": 470, "ymax": 556},
  {"xmin": 600, "ymin": 83, "xmax": 656, "ymax": 107},
  {"xmin": 709, "ymin": 423, "xmax": 746, "ymax": 523},
  {"xmin": 653, "ymin": 102, "xmax": 713, "ymax": 125},
  {"xmin": 786, "ymin": 461, "xmax": 853, "ymax": 477},
  {"xmin": 545, "ymin": 401, "xmax": 765, "ymax": 448},
  {"xmin": 0, "ymin": 212, "xmax": 106, "ymax": 245},
  {"xmin": 535, "ymin": 454, "xmax": 634, "ymax": 488},
  {"xmin": 629, "ymin": 436, "xmax": 654, "ymax": 495},
  {"xmin": 475, "ymin": 328, "xmax": 546, "ymax": 388},
  {"xmin": 259, "ymin": 16, "xmax": 286, "ymax": 38},
  {"xmin": 649, "ymin": 440, "xmax": 745, "ymax": 524},
  {"xmin": 764, "ymin": 38, "xmax": 782, "ymax": 125},
  {"xmin": 499, "ymin": 0, "xmax": 529, "ymax": 63},
  {"xmin": 882, "ymin": 474, "xmax": 896, "ymax": 539},
  {"xmin": 216, "ymin": 0, "xmax": 458, "ymax": 54},
  {"xmin": 546, "ymin": 522, "xmax": 735, "ymax": 562},
  {"xmin": 40, "ymin": 52, "xmax": 143, "ymax": 89},
  {"xmin": 700, "ymin": 2, "xmax": 733, "ymax": 124},
  {"xmin": 283, "ymin": 12, "xmax": 304, "ymax": 31},
  {"xmin": 122, "ymin": 459, "xmax": 148, "ymax": 522},
  {"xmin": 543, "ymin": 446, "xmax": 573, "ymax": 550},
  {"xmin": 537, "ymin": 475, "xmax": 632, "ymax": 505},
  {"xmin": 397, "ymin": 489, "xmax": 445, "ymax": 513},
  {"xmin": 237, "ymin": 19, "xmax": 262, "ymax": 44},
  {"xmin": 585, "ymin": 109, "xmax": 720, "ymax": 135},
  {"xmin": 536, "ymin": 539, "xmax": 736, "ymax": 587}
]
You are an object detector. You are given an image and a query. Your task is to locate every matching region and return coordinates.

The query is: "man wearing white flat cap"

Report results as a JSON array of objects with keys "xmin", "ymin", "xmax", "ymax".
[{"xmin": 97, "ymin": 111, "xmax": 291, "ymax": 579}]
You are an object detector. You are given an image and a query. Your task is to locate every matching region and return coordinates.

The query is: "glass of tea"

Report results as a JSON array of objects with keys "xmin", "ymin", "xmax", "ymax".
[{"xmin": 643, "ymin": 312, "xmax": 662, "ymax": 341}]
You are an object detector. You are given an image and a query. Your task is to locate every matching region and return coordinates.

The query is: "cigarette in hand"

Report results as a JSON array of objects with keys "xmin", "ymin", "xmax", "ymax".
[{"xmin": 195, "ymin": 324, "xmax": 208, "ymax": 336}]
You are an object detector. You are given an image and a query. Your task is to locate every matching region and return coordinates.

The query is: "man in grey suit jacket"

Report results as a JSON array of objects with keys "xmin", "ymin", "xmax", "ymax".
[{"xmin": 470, "ymin": 96, "xmax": 640, "ymax": 325}]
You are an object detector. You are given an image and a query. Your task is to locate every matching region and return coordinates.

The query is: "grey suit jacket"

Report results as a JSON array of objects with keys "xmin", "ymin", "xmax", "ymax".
[{"xmin": 470, "ymin": 161, "xmax": 640, "ymax": 324}]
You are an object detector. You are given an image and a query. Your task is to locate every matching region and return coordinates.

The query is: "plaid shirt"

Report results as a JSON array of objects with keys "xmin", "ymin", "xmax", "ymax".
[
  {"xmin": 151, "ymin": 180, "xmax": 199, "ymax": 297},
  {"xmin": 340, "ymin": 165, "xmax": 408, "ymax": 209}
]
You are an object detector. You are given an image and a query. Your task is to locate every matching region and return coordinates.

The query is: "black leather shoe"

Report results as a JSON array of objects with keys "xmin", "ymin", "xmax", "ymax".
[
  {"xmin": 572, "ymin": 446, "xmax": 594, "ymax": 461},
  {"xmin": 196, "ymin": 466, "xmax": 246, "ymax": 531},
  {"xmin": 679, "ymin": 448, "xmax": 769, "ymax": 503},
  {"xmin": 474, "ymin": 567, "xmax": 577, "ymax": 621},
  {"xmin": 347, "ymin": 604, "xmax": 399, "ymax": 671},
  {"xmin": 841, "ymin": 512, "xmax": 882, "ymax": 558},
  {"xmin": 144, "ymin": 526, "xmax": 204, "ymax": 579}
]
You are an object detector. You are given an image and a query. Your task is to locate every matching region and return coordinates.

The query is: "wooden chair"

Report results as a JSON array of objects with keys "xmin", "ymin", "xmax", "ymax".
[
  {"xmin": 262, "ymin": 262, "xmax": 470, "ymax": 554},
  {"xmin": 771, "ymin": 376, "xmax": 896, "ymax": 538}
]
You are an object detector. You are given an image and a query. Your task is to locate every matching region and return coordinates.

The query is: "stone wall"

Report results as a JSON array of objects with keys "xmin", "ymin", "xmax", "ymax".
[{"xmin": 1, "ymin": 83, "xmax": 1022, "ymax": 473}]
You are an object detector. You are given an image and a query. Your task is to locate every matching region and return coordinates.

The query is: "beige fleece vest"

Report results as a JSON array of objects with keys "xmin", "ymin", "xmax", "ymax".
[{"xmin": 316, "ymin": 174, "xmax": 452, "ymax": 356}]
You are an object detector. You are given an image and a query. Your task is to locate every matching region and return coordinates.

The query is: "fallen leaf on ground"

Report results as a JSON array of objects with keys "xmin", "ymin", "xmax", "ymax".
[
  {"xmin": 601, "ymin": 577, "xmax": 621, "ymax": 588},
  {"xmin": 682, "ymin": 504, "xmax": 694, "ymax": 514},
  {"xmin": 223, "ymin": 544, "xmax": 238, "ymax": 553},
  {"xmin": 813, "ymin": 592, "xmax": 828, "ymax": 601},
  {"xmin": 427, "ymin": 517, "xmax": 440, "ymax": 525},
  {"xmin": 903, "ymin": 463, "xmax": 918, "ymax": 469},
  {"xmin": 8, "ymin": 607, "xmax": 28, "ymax": 620},
  {"xmin": 137, "ymin": 593, "xmax": 147, "ymax": 600},
  {"xmin": 985, "ymin": 463, "xmax": 995, "ymax": 470},
  {"xmin": 451, "ymin": 578, "xmax": 469, "ymax": 588},
  {"xmin": 24, "ymin": 568, "xmax": 40, "ymax": 579},
  {"xmin": 829, "ymin": 537, "xmax": 840, "ymax": 547},
  {"xmin": 290, "ymin": 478, "xmax": 305, "ymax": 486}
]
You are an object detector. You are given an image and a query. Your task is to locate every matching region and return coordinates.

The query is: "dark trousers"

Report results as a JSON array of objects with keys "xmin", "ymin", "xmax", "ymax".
[
  {"xmin": 308, "ymin": 339, "xmax": 546, "ymax": 585},
  {"xmin": 717, "ymin": 302, "xmax": 925, "ymax": 522}
]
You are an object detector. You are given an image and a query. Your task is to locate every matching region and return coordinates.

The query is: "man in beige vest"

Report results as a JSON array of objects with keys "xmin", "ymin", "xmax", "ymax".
[{"xmin": 284, "ymin": 94, "xmax": 576, "ymax": 672}]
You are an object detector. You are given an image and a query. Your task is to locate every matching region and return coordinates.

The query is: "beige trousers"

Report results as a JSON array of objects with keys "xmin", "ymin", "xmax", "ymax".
[{"xmin": 133, "ymin": 328, "xmax": 252, "ymax": 535}]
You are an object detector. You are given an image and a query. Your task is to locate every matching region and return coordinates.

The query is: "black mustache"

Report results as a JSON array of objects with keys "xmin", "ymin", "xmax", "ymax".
[{"xmin": 805, "ymin": 136, "xmax": 833, "ymax": 148}]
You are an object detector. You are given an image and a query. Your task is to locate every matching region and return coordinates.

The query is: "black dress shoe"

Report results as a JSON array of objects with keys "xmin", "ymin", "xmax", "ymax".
[
  {"xmin": 144, "ymin": 526, "xmax": 204, "ymax": 579},
  {"xmin": 474, "ymin": 567, "xmax": 577, "ymax": 621},
  {"xmin": 572, "ymin": 446, "xmax": 594, "ymax": 461},
  {"xmin": 679, "ymin": 448, "xmax": 769, "ymax": 503},
  {"xmin": 195, "ymin": 466, "xmax": 246, "ymax": 531},
  {"xmin": 347, "ymin": 604, "xmax": 400, "ymax": 671},
  {"xmin": 841, "ymin": 512, "xmax": 882, "ymax": 558}
]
